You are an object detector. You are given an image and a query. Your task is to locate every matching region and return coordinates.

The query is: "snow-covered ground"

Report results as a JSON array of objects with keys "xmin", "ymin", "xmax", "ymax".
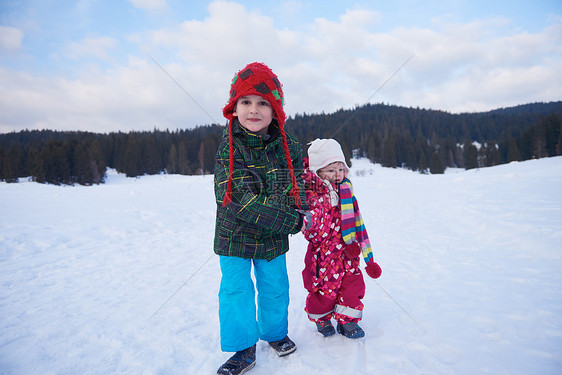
[{"xmin": 1, "ymin": 157, "xmax": 561, "ymax": 375}]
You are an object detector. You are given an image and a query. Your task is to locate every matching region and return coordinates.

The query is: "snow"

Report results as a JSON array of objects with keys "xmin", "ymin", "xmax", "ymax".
[{"xmin": 1, "ymin": 157, "xmax": 562, "ymax": 375}]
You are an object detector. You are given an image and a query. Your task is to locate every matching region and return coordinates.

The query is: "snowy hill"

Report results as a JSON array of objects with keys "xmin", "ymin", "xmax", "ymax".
[{"xmin": 1, "ymin": 157, "xmax": 561, "ymax": 375}]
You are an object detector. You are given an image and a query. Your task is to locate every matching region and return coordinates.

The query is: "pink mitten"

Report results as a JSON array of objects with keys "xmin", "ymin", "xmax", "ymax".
[{"xmin": 365, "ymin": 262, "xmax": 382, "ymax": 279}]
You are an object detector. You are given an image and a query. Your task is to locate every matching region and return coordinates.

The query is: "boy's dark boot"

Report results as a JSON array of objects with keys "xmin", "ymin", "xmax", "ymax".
[
  {"xmin": 216, "ymin": 344, "xmax": 256, "ymax": 375},
  {"xmin": 268, "ymin": 336, "xmax": 297, "ymax": 356},
  {"xmin": 316, "ymin": 320, "xmax": 336, "ymax": 337},
  {"xmin": 336, "ymin": 322, "xmax": 365, "ymax": 339}
]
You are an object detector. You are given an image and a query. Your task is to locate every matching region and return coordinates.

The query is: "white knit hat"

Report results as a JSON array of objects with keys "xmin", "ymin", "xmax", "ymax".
[{"xmin": 307, "ymin": 138, "xmax": 350, "ymax": 176}]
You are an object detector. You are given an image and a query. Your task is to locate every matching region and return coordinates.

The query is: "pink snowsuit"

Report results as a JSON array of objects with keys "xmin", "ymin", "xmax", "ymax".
[{"xmin": 302, "ymin": 163, "xmax": 366, "ymax": 324}]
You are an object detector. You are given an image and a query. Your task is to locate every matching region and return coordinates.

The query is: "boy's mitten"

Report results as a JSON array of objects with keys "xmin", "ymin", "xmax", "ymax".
[
  {"xmin": 365, "ymin": 262, "xmax": 382, "ymax": 279},
  {"xmin": 303, "ymin": 211, "xmax": 312, "ymax": 231},
  {"xmin": 344, "ymin": 242, "xmax": 361, "ymax": 258},
  {"xmin": 297, "ymin": 209, "xmax": 312, "ymax": 231}
]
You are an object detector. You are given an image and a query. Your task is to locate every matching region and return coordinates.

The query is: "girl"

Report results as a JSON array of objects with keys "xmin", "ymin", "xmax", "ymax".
[{"xmin": 301, "ymin": 138, "xmax": 382, "ymax": 338}]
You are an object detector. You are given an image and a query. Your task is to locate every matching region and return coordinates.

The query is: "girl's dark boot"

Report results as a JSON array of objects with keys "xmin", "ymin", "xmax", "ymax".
[
  {"xmin": 316, "ymin": 320, "xmax": 336, "ymax": 337},
  {"xmin": 336, "ymin": 322, "xmax": 365, "ymax": 339}
]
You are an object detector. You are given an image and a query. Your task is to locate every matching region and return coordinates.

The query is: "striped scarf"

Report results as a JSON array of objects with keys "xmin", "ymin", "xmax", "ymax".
[{"xmin": 340, "ymin": 177, "xmax": 374, "ymax": 265}]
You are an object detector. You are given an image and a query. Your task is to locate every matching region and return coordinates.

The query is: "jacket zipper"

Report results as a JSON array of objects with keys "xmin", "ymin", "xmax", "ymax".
[{"xmin": 316, "ymin": 250, "xmax": 321, "ymax": 278}]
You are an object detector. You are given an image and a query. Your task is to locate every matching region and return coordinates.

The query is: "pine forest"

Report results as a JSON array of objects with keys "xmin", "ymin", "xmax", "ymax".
[{"xmin": 1, "ymin": 101, "xmax": 561, "ymax": 185}]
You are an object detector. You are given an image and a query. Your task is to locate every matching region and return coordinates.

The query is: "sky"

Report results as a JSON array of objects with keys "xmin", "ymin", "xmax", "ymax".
[{"xmin": 0, "ymin": 0, "xmax": 561, "ymax": 133}]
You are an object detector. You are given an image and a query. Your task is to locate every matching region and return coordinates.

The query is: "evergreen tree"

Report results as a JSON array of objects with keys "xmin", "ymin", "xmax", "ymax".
[
  {"xmin": 198, "ymin": 141, "xmax": 206, "ymax": 175},
  {"xmin": 142, "ymin": 136, "xmax": 162, "ymax": 175},
  {"xmin": 507, "ymin": 139, "xmax": 522, "ymax": 162},
  {"xmin": 454, "ymin": 145, "xmax": 465, "ymax": 169},
  {"xmin": 177, "ymin": 141, "xmax": 191, "ymax": 175},
  {"xmin": 167, "ymin": 143, "xmax": 178, "ymax": 174},
  {"xmin": 464, "ymin": 143, "xmax": 479, "ymax": 170},
  {"xmin": 41, "ymin": 140, "xmax": 70, "ymax": 184},
  {"xmin": 87, "ymin": 139, "xmax": 105, "ymax": 183},
  {"xmin": 123, "ymin": 136, "xmax": 141, "ymax": 177},
  {"xmin": 414, "ymin": 137, "xmax": 429, "ymax": 172},
  {"xmin": 381, "ymin": 136, "xmax": 397, "ymax": 168},
  {"xmin": 72, "ymin": 141, "xmax": 91, "ymax": 184},
  {"xmin": 26, "ymin": 146, "xmax": 44, "ymax": 182},
  {"xmin": 532, "ymin": 122, "xmax": 548, "ymax": 158},
  {"xmin": 365, "ymin": 134, "xmax": 378, "ymax": 163},
  {"xmin": 518, "ymin": 127, "xmax": 534, "ymax": 160},
  {"xmin": 447, "ymin": 149, "xmax": 455, "ymax": 168},
  {"xmin": 403, "ymin": 140, "xmax": 418, "ymax": 170},
  {"xmin": 557, "ymin": 123, "xmax": 562, "ymax": 155},
  {"xmin": 418, "ymin": 152, "xmax": 428, "ymax": 174},
  {"xmin": 483, "ymin": 142, "xmax": 501, "ymax": 167},
  {"xmin": 542, "ymin": 114, "xmax": 561, "ymax": 156},
  {"xmin": 429, "ymin": 151, "xmax": 445, "ymax": 174},
  {"xmin": 202, "ymin": 132, "xmax": 221, "ymax": 174},
  {"xmin": 1, "ymin": 146, "xmax": 22, "ymax": 182}
]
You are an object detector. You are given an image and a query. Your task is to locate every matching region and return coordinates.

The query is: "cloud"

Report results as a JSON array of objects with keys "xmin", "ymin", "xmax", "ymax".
[
  {"xmin": 0, "ymin": 26, "xmax": 24, "ymax": 53},
  {"xmin": 0, "ymin": 1, "xmax": 560, "ymax": 133},
  {"xmin": 388, "ymin": 17, "xmax": 562, "ymax": 112},
  {"xmin": 127, "ymin": 0, "xmax": 169, "ymax": 12},
  {"xmin": 136, "ymin": 5, "xmax": 390, "ymax": 117},
  {"xmin": 0, "ymin": 55, "xmax": 213, "ymax": 133},
  {"xmin": 140, "ymin": 1, "xmax": 285, "ymax": 68}
]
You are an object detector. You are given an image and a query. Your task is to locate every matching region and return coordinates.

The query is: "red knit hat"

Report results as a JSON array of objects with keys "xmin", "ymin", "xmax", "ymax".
[{"xmin": 221, "ymin": 62, "xmax": 300, "ymax": 207}]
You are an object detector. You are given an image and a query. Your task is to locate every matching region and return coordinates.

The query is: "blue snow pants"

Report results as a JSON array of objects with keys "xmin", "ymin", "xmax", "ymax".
[{"xmin": 218, "ymin": 254, "xmax": 289, "ymax": 352}]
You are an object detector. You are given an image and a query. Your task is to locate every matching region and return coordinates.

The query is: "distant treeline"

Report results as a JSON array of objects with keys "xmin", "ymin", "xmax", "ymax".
[
  {"xmin": 289, "ymin": 102, "xmax": 562, "ymax": 174},
  {"xmin": 1, "ymin": 102, "xmax": 561, "ymax": 185}
]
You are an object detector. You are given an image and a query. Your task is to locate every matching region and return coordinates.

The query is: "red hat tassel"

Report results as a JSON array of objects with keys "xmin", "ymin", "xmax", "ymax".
[
  {"xmin": 222, "ymin": 118, "xmax": 234, "ymax": 207},
  {"xmin": 279, "ymin": 127, "xmax": 301, "ymax": 209}
]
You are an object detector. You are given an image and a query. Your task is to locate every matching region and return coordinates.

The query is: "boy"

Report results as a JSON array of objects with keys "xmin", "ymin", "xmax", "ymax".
[{"xmin": 214, "ymin": 62, "xmax": 307, "ymax": 375}]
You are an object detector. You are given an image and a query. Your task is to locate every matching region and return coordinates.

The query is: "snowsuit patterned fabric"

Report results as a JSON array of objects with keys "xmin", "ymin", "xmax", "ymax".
[{"xmin": 301, "ymin": 161, "xmax": 366, "ymax": 324}]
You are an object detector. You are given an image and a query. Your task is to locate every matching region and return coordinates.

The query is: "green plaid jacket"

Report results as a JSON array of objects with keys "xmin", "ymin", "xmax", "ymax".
[{"xmin": 213, "ymin": 120, "xmax": 307, "ymax": 260}]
